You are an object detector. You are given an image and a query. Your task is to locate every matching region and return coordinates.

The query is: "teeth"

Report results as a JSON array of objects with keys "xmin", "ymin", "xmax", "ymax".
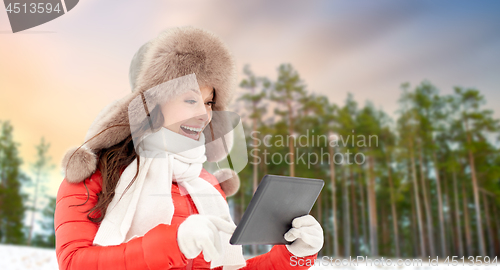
[{"xmin": 181, "ymin": 125, "xmax": 202, "ymax": 132}]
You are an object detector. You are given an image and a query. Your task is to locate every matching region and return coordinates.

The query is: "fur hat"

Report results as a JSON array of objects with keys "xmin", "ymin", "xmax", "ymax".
[{"xmin": 61, "ymin": 26, "xmax": 240, "ymax": 196}]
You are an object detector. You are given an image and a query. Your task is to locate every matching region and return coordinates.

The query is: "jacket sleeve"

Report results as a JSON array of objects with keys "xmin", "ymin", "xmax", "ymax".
[
  {"xmin": 54, "ymin": 171, "xmax": 188, "ymax": 270},
  {"xmin": 201, "ymin": 169, "xmax": 318, "ymax": 269},
  {"xmin": 240, "ymin": 245, "xmax": 318, "ymax": 269}
]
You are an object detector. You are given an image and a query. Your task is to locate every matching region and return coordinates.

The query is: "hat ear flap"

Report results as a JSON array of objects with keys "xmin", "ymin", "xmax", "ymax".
[{"xmin": 62, "ymin": 92, "xmax": 139, "ymax": 183}]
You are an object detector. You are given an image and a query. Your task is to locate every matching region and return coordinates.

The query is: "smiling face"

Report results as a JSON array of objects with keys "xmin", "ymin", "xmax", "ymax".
[{"xmin": 160, "ymin": 85, "xmax": 216, "ymax": 140}]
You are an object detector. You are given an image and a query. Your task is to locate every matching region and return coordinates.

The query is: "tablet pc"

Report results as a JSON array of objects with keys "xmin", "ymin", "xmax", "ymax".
[{"xmin": 230, "ymin": 175, "xmax": 324, "ymax": 245}]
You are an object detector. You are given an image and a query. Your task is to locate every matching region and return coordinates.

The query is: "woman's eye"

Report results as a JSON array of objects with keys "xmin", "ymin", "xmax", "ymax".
[
  {"xmin": 185, "ymin": 99, "xmax": 197, "ymax": 104},
  {"xmin": 205, "ymin": 101, "xmax": 216, "ymax": 107}
]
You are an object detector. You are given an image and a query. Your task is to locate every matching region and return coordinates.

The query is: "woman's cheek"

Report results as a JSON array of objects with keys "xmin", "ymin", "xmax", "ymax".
[{"xmin": 176, "ymin": 105, "xmax": 196, "ymax": 122}]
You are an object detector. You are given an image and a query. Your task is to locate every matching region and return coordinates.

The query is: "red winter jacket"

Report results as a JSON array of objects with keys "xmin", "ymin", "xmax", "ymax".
[{"xmin": 55, "ymin": 168, "xmax": 318, "ymax": 270}]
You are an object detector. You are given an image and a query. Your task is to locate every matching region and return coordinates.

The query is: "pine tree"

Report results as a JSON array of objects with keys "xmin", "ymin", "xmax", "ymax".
[
  {"xmin": 397, "ymin": 83, "xmax": 426, "ymax": 257},
  {"xmin": 0, "ymin": 120, "xmax": 28, "ymax": 244},
  {"xmin": 238, "ymin": 64, "xmax": 271, "ymax": 196},
  {"xmin": 451, "ymin": 87, "xmax": 500, "ymax": 256},
  {"xmin": 270, "ymin": 63, "xmax": 307, "ymax": 177},
  {"xmin": 30, "ymin": 196, "xmax": 56, "ymax": 248},
  {"xmin": 26, "ymin": 137, "xmax": 55, "ymax": 246},
  {"xmin": 238, "ymin": 64, "xmax": 271, "ymax": 255}
]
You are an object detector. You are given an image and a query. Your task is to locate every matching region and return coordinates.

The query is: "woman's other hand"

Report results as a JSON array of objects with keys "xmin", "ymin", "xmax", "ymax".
[
  {"xmin": 177, "ymin": 214, "xmax": 236, "ymax": 262},
  {"xmin": 284, "ymin": 214, "xmax": 324, "ymax": 257}
]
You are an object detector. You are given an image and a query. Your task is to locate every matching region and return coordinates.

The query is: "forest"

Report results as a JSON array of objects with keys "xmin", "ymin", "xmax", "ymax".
[
  {"xmin": 0, "ymin": 63, "xmax": 499, "ymax": 260},
  {"xmin": 232, "ymin": 63, "xmax": 500, "ymax": 259}
]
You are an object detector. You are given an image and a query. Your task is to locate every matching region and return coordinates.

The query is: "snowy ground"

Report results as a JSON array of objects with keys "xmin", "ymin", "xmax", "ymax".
[
  {"xmin": 0, "ymin": 244, "xmax": 58, "ymax": 270},
  {"xmin": 0, "ymin": 244, "xmax": 498, "ymax": 269}
]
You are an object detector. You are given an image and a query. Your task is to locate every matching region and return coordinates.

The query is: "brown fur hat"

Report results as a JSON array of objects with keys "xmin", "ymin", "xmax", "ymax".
[{"xmin": 61, "ymin": 26, "xmax": 241, "ymax": 196}]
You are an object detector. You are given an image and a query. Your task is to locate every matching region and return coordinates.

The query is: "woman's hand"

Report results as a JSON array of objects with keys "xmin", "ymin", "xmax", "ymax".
[
  {"xmin": 177, "ymin": 214, "xmax": 236, "ymax": 262},
  {"xmin": 284, "ymin": 215, "xmax": 324, "ymax": 257}
]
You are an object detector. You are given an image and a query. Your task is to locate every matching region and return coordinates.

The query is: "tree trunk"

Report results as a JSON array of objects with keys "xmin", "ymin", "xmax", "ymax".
[
  {"xmin": 410, "ymin": 182, "xmax": 419, "ymax": 257},
  {"xmin": 318, "ymin": 194, "xmax": 322, "ymax": 227},
  {"xmin": 409, "ymin": 140, "xmax": 426, "ymax": 257},
  {"xmin": 343, "ymin": 166, "xmax": 350, "ymax": 257},
  {"xmin": 317, "ymin": 192, "xmax": 322, "ymax": 245},
  {"xmin": 324, "ymin": 200, "xmax": 331, "ymax": 256},
  {"xmin": 442, "ymin": 172, "xmax": 453, "ymax": 257},
  {"xmin": 252, "ymin": 118, "xmax": 258, "ymax": 194},
  {"xmin": 358, "ymin": 170, "xmax": 368, "ymax": 255},
  {"xmin": 418, "ymin": 142, "xmax": 435, "ymax": 257},
  {"xmin": 492, "ymin": 202, "xmax": 500, "ymax": 256},
  {"xmin": 367, "ymin": 156, "xmax": 378, "ymax": 256},
  {"xmin": 316, "ymin": 163, "xmax": 323, "ymax": 256},
  {"xmin": 432, "ymin": 152, "xmax": 446, "ymax": 257},
  {"xmin": 381, "ymin": 206, "xmax": 389, "ymax": 255},
  {"xmin": 27, "ymin": 168, "xmax": 41, "ymax": 246},
  {"xmin": 329, "ymin": 144, "xmax": 339, "ymax": 257},
  {"xmin": 462, "ymin": 179, "xmax": 473, "ymax": 255},
  {"xmin": 463, "ymin": 118, "xmax": 486, "ymax": 255},
  {"xmin": 350, "ymin": 167, "xmax": 359, "ymax": 255},
  {"xmin": 481, "ymin": 191, "xmax": 495, "ymax": 257},
  {"xmin": 452, "ymin": 168, "xmax": 464, "ymax": 257},
  {"xmin": 287, "ymin": 101, "xmax": 295, "ymax": 177},
  {"xmin": 251, "ymin": 101, "xmax": 258, "ymax": 256},
  {"xmin": 262, "ymin": 149, "xmax": 268, "ymax": 176},
  {"xmin": 386, "ymin": 156, "xmax": 400, "ymax": 257}
]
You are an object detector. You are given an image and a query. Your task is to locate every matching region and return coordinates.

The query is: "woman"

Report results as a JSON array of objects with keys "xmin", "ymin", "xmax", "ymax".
[{"xmin": 55, "ymin": 26, "xmax": 323, "ymax": 270}]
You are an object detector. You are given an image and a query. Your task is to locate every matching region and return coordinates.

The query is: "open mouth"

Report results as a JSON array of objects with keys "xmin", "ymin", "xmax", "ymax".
[{"xmin": 180, "ymin": 125, "xmax": 203, "ymax": 140}]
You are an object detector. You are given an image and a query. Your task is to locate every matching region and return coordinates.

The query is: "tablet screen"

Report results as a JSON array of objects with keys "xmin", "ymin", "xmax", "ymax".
[{"xmin": 230, "ymin": 175, "xmax": 324, "ymax": 245}]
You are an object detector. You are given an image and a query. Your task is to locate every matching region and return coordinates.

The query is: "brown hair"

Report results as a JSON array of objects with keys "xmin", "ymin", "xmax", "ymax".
[{"xmin": 69, "ymin": 88, "xmax": 216, "ymax": 224}]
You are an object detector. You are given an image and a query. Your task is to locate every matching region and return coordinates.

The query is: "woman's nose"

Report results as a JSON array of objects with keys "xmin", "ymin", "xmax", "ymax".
[
  {"xmin": 194, "ymin": 103, "xmax": 210, "ymax": 122},
  {"xmin": 197, "ymin": 110, "xmax": 210, "ymax": 123}
]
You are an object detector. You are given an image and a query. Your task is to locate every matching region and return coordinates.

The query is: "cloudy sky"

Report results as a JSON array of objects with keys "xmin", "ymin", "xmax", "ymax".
[{"xmin": 1, "ymin": 0, "xmax": 500, "ymax": 196}]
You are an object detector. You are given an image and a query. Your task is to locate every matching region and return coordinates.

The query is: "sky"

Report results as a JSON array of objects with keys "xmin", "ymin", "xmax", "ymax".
[{"xmin": 1, "ymin": 0, "xmax": 500, "ymax": 199}]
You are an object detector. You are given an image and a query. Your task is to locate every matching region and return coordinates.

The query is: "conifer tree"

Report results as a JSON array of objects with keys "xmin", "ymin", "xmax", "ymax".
[{"xmin": 0, "ymin": 120, "xmax": 27, "ymax": 244}]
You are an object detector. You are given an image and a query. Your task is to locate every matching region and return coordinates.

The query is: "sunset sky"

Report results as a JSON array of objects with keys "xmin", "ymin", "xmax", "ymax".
[{"xmin": 1, "ymin": 0, "xmax": 500, "ymax": 197}]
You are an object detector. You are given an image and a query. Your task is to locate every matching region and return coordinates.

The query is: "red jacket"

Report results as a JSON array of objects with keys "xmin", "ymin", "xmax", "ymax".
[{"xmin": 55, "ymin": 168, "xmax": 318, "ymax": 270}]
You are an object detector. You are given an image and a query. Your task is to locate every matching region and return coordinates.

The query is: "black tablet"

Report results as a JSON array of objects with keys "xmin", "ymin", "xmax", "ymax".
[{"xmin": 230, "ymin": 175, "xmax": 324, "ymax": 245}]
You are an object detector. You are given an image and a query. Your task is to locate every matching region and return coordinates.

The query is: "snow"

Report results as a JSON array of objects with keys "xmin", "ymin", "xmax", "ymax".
[
  {"xmin": 0, "ymin": 244, "xmax": 58, "ymax": 270},
  {"xmin": 0, "ymin": 244, "xmax": 498, "ymax": 270}
]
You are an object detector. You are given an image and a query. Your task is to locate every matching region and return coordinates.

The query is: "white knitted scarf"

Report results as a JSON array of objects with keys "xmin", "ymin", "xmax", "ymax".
[{"xmin": 92, "ymin": 127, "xmax": 246, "ymax": 270}]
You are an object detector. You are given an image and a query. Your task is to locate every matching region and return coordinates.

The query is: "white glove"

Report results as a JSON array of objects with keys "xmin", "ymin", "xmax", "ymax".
[
  {"xmin": 177, "ymin": 214, "xmax": 236, "ymax": 262},
  {"xmin": 284, "ymin": 215, "xmax": 324, "ymax": 257}
]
